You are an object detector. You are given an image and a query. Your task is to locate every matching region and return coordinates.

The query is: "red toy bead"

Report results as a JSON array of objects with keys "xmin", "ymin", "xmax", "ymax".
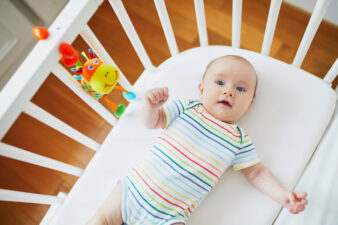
[
  {"xmin": 32, "ymin": 27, "xmax": 49, "ymax": 40},
  {"xmin": 59, "ymin": 42, "xmax": 79, "ymax": 66}
]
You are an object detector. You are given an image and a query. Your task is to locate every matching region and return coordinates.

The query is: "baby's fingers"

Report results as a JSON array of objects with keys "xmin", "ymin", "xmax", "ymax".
[
  {"xmin": 153, "ymin": 87, "xmax": 168, "ymax": 103},
  {"xmin": 298, "ymin": 198, "xmax": 308, "ymax": 208},
  {"xmin": 146, "ymin": 91, "xmax": 158, "ymax": 104},
  {"xmin": 162, "ymin": 87, "xmax": 169, "ymax": 102},
  {"xmin": 152, "ymin": 90, "xmax": 162, "ymax": 103},
  {"xmin": 289, "ymin": 198, "xmax": 308, "ymax": 214},
  {"xmin": 145, "ymin": 87, "xmax": 169, "ymax": 108},
  {"xmin": 291, "ymin": 203, "xmax": 306, "ymax": 214},
  {"xmin": 294, "ymin": 191, "xmax": 307, "ymax": 200},
  {"xmin": 285, "ymin": 191, "xmax": 295, "ymax": 206},
  {"xmin": 146, "ymin": 89, "xmax": 161, "ymax": 102}
]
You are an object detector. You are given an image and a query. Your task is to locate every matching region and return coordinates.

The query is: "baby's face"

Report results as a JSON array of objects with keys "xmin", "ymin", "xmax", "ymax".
[{"xmin": 198, "ymin": 58, "xmax": 257, "ymax": 124}]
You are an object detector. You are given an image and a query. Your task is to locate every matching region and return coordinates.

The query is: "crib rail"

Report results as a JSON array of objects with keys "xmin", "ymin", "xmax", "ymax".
[
  {"xmin": 0, "ymin": 0, "xmax": 337, "ymax": 223},
  {"xmin": 2, "ymin": 1, "xmax": 336, "ymax": 142},
  {"xmin": 0, "ymin": 0, "xmax": 105, "ymax": 209}
]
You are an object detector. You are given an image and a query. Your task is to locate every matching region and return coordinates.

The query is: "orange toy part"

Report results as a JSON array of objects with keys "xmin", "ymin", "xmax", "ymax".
[
  {"xmin": 104, "ymin": 95, "xmax": 118, "ymax": 111},
  {"xmin": 82, "ymin": 58, "xmax": 103, "ymax": 82},
  {"xmin": 32, "ymin": 27, "xmax": 49, "ymax": 40},
  {"xmin": 59, "ymin": 42, "xmax": 79, "ymax": 66}
]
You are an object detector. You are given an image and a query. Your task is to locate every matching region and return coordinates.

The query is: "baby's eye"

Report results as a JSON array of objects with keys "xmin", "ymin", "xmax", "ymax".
[
  {"xmin": 236, "ymin": 86, "xmax": 245, "ymax": 92},
  {"xmin": 215, "ymin": 81, "xmax": 224, "ymax": 86}
]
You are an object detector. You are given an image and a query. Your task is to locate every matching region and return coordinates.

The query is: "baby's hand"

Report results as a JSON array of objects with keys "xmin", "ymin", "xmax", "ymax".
[
  {"xmin": 145, "ymin": 87, "xmax": 169, "ymax": 110},
  {"xmin": 282, "ymin": 191, "xmax": 308, "ymax": 214}
]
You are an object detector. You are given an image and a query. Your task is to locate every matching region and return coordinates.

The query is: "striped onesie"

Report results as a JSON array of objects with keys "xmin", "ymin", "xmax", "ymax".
[{"xmin": 120, "ymin": 99, "xmax": 260, "ymax": 225}]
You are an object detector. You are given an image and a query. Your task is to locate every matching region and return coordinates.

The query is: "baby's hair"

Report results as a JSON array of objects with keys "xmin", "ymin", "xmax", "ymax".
[{"xmin": 202, "ymin": 55, "xmax": 258, "ymax": 97}]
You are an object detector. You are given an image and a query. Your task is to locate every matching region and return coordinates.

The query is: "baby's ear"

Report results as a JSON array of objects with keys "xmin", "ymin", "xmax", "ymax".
[
  {"xmin": 198, "ymin": 83, "xmax": 204, "ymax": 95},
  {"xmin": 248, "ymin": 97, "xmax": 255, "ymax": 109}
]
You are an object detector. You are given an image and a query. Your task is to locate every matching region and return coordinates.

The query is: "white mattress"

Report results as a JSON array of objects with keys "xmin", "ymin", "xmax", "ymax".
[{"xmin": 50, "ymin": 46, "xmax": 336, "ymax": 225}]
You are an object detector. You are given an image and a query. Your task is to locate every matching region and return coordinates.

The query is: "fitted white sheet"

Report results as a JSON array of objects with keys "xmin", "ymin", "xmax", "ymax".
[
  {"xmin": 274, "ymin": 97, "xmax": 338, "ymax": 225},
  {"xmin": 50, "ymin": 46, "xmax": 336, "ymax": 225}
]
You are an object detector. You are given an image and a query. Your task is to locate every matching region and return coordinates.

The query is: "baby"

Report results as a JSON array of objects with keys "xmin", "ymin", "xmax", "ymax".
[{"xmin": 88, "ymin": 55, "xmax": 308, "ymax": 225}]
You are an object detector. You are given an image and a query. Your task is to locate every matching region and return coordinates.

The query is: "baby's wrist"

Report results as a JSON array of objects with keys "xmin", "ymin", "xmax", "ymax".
[
  {"xmin": 279, "ymin": 190, "xmax": 290, "ymax": 206},
  {"xmin": 144, "ymin": 102, "xmax": 162, "ymax": 111}
]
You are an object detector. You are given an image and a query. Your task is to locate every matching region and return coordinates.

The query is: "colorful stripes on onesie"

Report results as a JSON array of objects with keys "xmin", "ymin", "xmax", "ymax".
[{"xmin": 122, "ymin": 99, "xmax": 260, "ymax": 225}]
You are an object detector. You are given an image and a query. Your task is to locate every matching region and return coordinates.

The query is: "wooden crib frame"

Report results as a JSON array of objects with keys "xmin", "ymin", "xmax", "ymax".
[{"xmin": 0, "ymin": 0, "xmax": 337, "ymax": 224}]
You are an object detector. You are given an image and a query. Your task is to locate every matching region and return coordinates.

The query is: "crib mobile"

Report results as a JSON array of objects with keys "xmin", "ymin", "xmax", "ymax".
[{"xmin": 58, "ymin": 42, "xmax": 136, "ymax": 117}]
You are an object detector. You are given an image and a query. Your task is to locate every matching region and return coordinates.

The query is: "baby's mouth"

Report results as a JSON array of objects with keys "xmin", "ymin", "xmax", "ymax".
[{"xmin": 218, "ymin": 100, "xmax": 232, "ymax": 107}]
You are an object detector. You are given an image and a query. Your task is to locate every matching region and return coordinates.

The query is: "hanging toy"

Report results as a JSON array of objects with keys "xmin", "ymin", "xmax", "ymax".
[{"xmin": 59, "ymin": 42, "xmax": 136, "ymax": 117}]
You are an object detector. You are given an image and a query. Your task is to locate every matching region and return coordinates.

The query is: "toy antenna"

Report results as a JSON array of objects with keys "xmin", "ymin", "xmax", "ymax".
[{"xmin": 81, "ymin": 51, "xmax": 89, "ymax": 61}]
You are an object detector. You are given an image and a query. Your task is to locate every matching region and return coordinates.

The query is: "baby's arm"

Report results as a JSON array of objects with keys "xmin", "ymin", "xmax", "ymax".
[
  {"xmin": 241, "ymin": 163, "xmax": 308, "ymax": 214},
  {"xmin": 141, "ymin": 87, "xmax": 169, "ymax": 129}
]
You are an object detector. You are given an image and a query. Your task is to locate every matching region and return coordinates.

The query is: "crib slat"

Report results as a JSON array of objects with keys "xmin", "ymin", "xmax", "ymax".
[
  {"xmin": 261, "ymin": 0, "xmax": 283, "ymax": 55},
  {"xmin": 154, "ymin": 0, "xmax": 179, "ymax": 55},
  {"xmin": 40, "ymin": 192, "xmax": 66, "ymax": 225},
  {"xmin": 108, "ymin": 0, "xmax": 154, "ymax": 71},
  {"xmin": 292, "ymin": 0, "xmax": 332, "ymax": 68},
  {"xmin": 0, "ymin": 189, "xmax": 64, "ymax": 205},
  {"xmin": 23, "ymin": 101, "xmax": 100, "ymax": 151},
  {"xmin": 232, "ymin": 0, "xmax": 242, "ymax": 48},
  {"xmin": 80, "ymin": 25, "xmax": 133, "ymax": 91},
  {"xmin": 0, "ymin": 142, "xmax": 83, "ymax": 176},
  {"xmin": 323, "ymin": 58, "xmax": 338, "ymax": 85},
  {"xmin": 52, "ymin": 63, "xmax": 117, "ymax": 126},
  {"xmin": 194, "ymin": 0, "xmax": 208, "ymax": 46}
]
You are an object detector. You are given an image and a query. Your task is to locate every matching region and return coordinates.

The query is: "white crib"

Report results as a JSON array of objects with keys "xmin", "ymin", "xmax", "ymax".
[{"xmin": 0, "ymin": 0, "xmax": 337, "ymax": 224}]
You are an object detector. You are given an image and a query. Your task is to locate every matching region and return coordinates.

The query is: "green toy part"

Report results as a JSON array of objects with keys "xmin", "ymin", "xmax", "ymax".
[{"xmin": 115, "ymin": 104, "xmax": 126, "ymax": 117}]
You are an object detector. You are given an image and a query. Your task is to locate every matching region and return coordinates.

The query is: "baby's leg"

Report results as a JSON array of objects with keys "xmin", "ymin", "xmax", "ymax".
[{"xmin": 87, "ymin": 183, "xmax": 123, "ymax": 225}]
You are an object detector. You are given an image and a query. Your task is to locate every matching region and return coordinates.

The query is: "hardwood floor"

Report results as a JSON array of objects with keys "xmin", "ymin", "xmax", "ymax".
[{"xmin": 1, "ymin": 0, "xmax": 337, "ymax": 224}]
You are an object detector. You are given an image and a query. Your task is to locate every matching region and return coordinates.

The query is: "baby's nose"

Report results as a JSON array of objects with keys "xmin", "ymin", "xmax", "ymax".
[{"xmin": 223, "ymin": 86, "xmax": 235, "ymax": 97}]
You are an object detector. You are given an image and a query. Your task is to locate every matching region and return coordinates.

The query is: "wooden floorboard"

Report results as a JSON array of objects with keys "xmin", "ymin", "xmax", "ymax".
[{"xmin": 1, "ymin": 0, "xmax": 337, "ymax": 224}]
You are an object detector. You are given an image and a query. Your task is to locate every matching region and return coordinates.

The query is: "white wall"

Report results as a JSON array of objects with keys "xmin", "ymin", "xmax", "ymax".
[
  {"xmin": 0, "ymin": 0, "xmax": 68, "ymax": 91},
  {"xmin": 24, "ymin": 0, "xmax": 69, "ymax": 25},
  {"xmin": 284, "ymin": 0, "xmax": 338, "ymax": 25}
]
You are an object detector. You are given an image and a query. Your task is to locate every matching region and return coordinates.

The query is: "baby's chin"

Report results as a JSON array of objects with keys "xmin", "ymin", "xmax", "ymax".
[
  {"xmin": 218, "ymin": 115, "xmax": 236, "ymax": 124},
  {"xmin": 207, "ymin": 108, "xmax": 237, "ymax": 124}
]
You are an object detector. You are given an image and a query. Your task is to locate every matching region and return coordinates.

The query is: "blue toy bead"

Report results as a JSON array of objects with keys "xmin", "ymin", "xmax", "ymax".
[
  {"xmin": 123, "ymin": 92, "xmax": 136, "ymax": 100},
  {"xmin": 73, "ymin": 75, "xmax": 82, "ymax": 80}
]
